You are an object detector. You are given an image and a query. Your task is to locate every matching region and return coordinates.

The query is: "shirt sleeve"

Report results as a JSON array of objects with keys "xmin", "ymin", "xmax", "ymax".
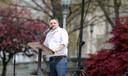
[{"xmin": 60, "ymin": 29, "xmax": 68, "ymax": 47}]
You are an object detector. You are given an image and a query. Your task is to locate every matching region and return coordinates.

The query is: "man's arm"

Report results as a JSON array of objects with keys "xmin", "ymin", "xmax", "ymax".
[
  {"xmin": 52, "ymin": 29, "xmax": 68, "ymax": 52},
  {"xmin": 53, "ymin": 44, "xmax": 65, "ymax": 52},
  {"xmin": 38, "ymin": 44, "xmax": 55, "ymax": 54}
]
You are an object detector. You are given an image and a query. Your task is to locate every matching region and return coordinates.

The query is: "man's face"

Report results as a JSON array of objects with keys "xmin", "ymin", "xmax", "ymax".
[{"xmin": 49, "ymin": 19, "xmax": 59, "ymax": 30}]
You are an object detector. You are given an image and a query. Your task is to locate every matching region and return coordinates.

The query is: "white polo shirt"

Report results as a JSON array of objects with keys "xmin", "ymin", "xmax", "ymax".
[{"xmin": 43, "ymin": 27, "xmax": 68, "ymax": 56}]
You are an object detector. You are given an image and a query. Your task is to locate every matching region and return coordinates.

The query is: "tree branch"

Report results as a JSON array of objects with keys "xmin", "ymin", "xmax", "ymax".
[{"xmin": 97, "ymin": 0, "xmax": 115, "ymax": 28}]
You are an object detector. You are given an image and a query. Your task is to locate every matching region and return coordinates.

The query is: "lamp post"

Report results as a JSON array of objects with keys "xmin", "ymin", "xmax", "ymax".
[{"xmin": 61, "ymin": 0, "xmax": 70, "ymax": 29}]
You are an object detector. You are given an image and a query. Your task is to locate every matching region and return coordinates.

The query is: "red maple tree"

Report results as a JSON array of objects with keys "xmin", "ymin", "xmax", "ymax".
[
  {"xmin": 82, "ymin": 17, "xmax": 128, "ymax": 76},
  {"xmin": 0, "ymin": 6, "xmax": 48, "ymax": 76}
]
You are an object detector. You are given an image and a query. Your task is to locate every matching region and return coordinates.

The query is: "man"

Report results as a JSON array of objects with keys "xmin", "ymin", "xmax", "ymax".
[
  {"xmin": 45, "ymin": 18, "xmax": 69, "ymax": 76},
  {"xmin": 29, "ymin": 18, "xmax": 69, "ymax": 76}
]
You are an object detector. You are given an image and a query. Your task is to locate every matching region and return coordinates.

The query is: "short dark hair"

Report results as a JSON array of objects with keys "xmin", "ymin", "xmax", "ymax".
[
  {"xmin": 49, "ymin": 17, "xmax": 59, "ymax": 23},
  {"xmin": 50, "ymin": 17, "xmax": 59, "ymax": 21}
]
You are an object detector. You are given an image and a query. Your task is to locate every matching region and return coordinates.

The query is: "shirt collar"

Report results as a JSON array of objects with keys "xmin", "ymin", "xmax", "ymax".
[{"xmin": 51, "ymin": 26, "xmax": 60, "ymax": 32}]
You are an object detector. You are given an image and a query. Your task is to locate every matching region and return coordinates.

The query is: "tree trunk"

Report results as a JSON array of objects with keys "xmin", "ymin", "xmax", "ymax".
[
  {"xmin": 1, "ymin": 62, "xmax": 7, "ymax": 76},
  {"xmin": 1, "ymin": 50, "xmax": 12, "ymax": 76},
  {"xmin": 1, "ymin": 52, "xmax": 7, "ymax": 76}
]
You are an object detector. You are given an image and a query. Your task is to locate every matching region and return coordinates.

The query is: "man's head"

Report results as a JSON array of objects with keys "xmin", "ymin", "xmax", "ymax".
[{"xmin": 49, "ymin": 18, "xmax": 59, "ymax": 30}]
